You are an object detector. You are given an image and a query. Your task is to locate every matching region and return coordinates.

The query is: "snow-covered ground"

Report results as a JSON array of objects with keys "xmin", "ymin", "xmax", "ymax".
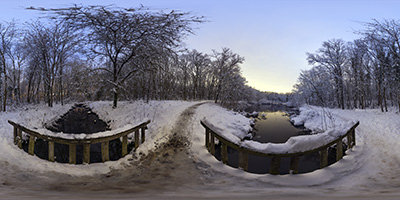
[{"xmin": 0, "ymin": 101, "xmax": 400, "ymax": 199}]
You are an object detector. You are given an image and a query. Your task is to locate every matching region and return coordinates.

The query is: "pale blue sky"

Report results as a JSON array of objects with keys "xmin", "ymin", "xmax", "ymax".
[{"xmin": 1, "ymin": 0, "xmax": 400, "ymax": 93}]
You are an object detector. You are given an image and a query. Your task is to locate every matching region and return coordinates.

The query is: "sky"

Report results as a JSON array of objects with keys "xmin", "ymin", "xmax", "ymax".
[{"xmin": 1, "ymin": 0, "xmax": 400, "ymax": 93}]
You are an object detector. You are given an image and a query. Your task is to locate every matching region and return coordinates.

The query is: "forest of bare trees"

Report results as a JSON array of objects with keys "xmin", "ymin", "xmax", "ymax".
[
  {"xmin": 0, "ymin": 5, "xmax": 263, "ymax": 111},
  {"xmin": 293, "ymin": 19, "xmax": 400, "ymax": 112}
]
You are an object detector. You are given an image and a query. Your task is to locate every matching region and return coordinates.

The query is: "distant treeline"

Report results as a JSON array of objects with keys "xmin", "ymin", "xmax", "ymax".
[
  {"xmin": 292, "ymin": 19, "xmax": 400, "ymax": 112},
  {"xmin": 0, "ymin": 5, "xmax": 267, "ymax": 110}
]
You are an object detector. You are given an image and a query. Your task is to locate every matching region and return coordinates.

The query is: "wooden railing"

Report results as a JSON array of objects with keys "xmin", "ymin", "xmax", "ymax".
[
  {"xmin": 8, "ymin": 120, "xmax": 150, "ymax": 164},
  {"xmin": 201, "ymin": 120, "xmax": 359, "ymax": 175}
]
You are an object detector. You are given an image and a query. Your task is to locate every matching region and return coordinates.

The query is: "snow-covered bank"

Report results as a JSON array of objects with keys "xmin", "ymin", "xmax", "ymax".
[
  {"xmin": 1, "ymin": 101, "xmax": 400, "ymax": 199},
  {"xmin": 0, "ymin": 101, "xmax": 199, "ymax": 176}
]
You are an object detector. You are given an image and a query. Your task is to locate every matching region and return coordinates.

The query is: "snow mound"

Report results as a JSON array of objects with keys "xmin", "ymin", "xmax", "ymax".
[{"xmin": 241, "ymin": 126, "xmax": 354, "ymax": 154}]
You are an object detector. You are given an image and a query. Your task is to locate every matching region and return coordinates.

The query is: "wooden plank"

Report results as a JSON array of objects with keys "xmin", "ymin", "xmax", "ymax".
[
  {"xmin": 69, "ymin": 144, "xmax": 76, "ymax": 164},
  {"xmin": 221, "ymin": 143, "xmax": 228, "ymax": 164},
  {"xmin": 141, "ymin": 127, "xmax": 146, "ymax": 143},
  {"xmin": 17, "ymin": 129, "xmax": 22, "ymax": 149},
  {"xmin": 134, "ymin": 130, "xmax": 140, "ymax": 150},
  {"xmin": 83, "ymin": 143, "xmax": 90, "ymax": 164},
  {"xmin": 205, "ymin": 128, "xmax": 210, "ymax": 150},
  {"xmin": 290, "ymin": 156, "xmax": 299, "ymax": 174},
  {"xmin": 201, "ymin": 120, "xmax": 360, "ymax": 158},
  {"xmin": 122, "ymin": 135, "xmax": 128, "ymax": 157},
  {"xmin": 347, "ymin": 134, "xmax": 352, "ymax": 149},
  {"xmin": 320, "ymin": 148, "xmax": 328, "ymax": 169},
  {"xmin": 48, "ymin": 141, "xmax": 55, "ymax": 162},
  {"xmin": 210, "ymin": 132, "xmax": 215, "ymax": 156},
  {"xmin": 352, "ymin": 129, "xmax": 356, "ymax": 147},
  {"xmin": 7, "ymin": 120, "xmax": 151, "ymax": 146},
  {"xmin": 101, "ymin": 141, "xmax": 109, "ymax": 162},
  {"xmin": 336, "ymin": 140, "xmax": 343, "ymax": 161},
  {"xmin": 28, "ymin": 136, "xmax": 35, "ymax": 155},
  {"xmin": 13, "ymin": 127, "xmax": 17, "ymax": 145},
  {"xmin": 270, "ymin": 157, "xmax": 280, "ymax": 175},
  {"xmin": 238, "ymin": 151, "xmax": 249, "ymax": 171}
]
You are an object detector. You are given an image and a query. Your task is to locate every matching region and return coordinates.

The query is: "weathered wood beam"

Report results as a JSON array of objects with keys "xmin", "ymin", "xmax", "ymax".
[
  {"xmin": 28, "ymin": 136, "xmax": 35, "ymax": 155},
  {"xmin": 134, "ymin": 130, "xmax": 139, "ymax": 150},
  {"xmin": 270, "ymin": 157, "xmax": 280, "ymax": 175},
  {"xmin": 48, "ymin": 141, "xmax": 55, "ymax": 162},
  {"xmin": 336, "ymin": 140, "xmax": 343, "ymax": 161},
  {"xmin": 122, "ymin": 135, "xmax": 128, "ymax": 157},
  {"xmin": 101, "ymin": 141, "xmax": 109, "ymax": 162},
  {"xmin": 221, "ymin": 143, "xmax": 228, "ymax": 164},
  {"xmin": 320, "ymin": 148, "xmax": 328, "ymax": 169},
  {"xmin": 83, "ymin": 143, "xmax": 90, "ymax": 164},
  {"xmin": 290, "ymin": 156, "xmax": 299, "ymax": 174},
  {"xmin": 69, "ymin": 144, "xmax": 76, "ymax": 164},
  {"xmin": 238, "ymin": 151, "xmax": 249, "ymax": 171}
]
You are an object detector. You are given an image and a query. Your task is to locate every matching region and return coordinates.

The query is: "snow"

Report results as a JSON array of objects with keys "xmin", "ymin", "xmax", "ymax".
[
  {"xmin": 0, "ymin": 100, "xmax": 199, "ymax": 176},
  {"xmin": 1, "ymin": 101, "xmax": 400, "ymax": 199},
  {"xmin": 201, "ymin": 104, "xmax": 357, "ymax": 155}
]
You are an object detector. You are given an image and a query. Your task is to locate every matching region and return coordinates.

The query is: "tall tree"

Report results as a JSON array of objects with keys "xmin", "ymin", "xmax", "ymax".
[
  {"xmin": 361, "ymin": 19, "xmax": 400, "ymax": 112},
  {"xmin": 0, "ymin": 21, "xmax": 17, "ymax": 111},
  {"xmin": 307, "ymin": 39, "xmax": 348, "ymax": 109},
  {"xmin": 24, "ymin": 21, "xmax": 80, "ymax": 107},
  {"xmin": 211, "ymin": 48, "xmax": 245, "ymax": 104},
  {"xmin": 34, "ymin": 5, "xmax": 204, "ymax": 108}
]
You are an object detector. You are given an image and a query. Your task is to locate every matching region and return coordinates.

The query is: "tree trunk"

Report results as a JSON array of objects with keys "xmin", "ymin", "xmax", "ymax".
[
  {"xmin": 2, "ymin": 62, "xmax": 7, "ymax": 112},
  {"xmin": 383, "ymin": 87, "xmax": 388, "ymax": 112},
  {"xmin": 378, "ymin": 82, "xmax": 383, "ymax": 112},
  {"xmin": 27, "ymin": 76, "xmax": 32, "ymax": 103},
  {"xmin": 113, "ymin": 89, "xmax": 118, "ymax": 108}
]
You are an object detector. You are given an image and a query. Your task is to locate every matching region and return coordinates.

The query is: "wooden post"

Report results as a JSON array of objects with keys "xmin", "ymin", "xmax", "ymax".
[
  {"xmin": 290, "ymin": 156, "xmax": 299, "ymax": 174},
  {"xmin": 28, "ymin": 136, "xmax": 35, "ymax": 155},
  {"xmin": 210, "ymin": 132, "xmax": 215, "ymax": 156},
  {"xmin": 101, "ymin": 141, "xmax": 109, "ymax": 162},
  {"xmin": 347, "ymin": 134, "xmax": 352, "ymax": 148},
  {"xmin": 48, "ymin": 141, "xmax": 55, "ymax": 162},
  {"xmin": 83, "ymin": 143, "xmax": 90, "ymax": 164},
  {"xmin": 238, "ymin": 151, "xmax": 249, "ymax": 171},
  {"xmin": 69, "ymin": 144, "xmax": 76, "ymax": 164},
  {"xmin": 134, "ymin": 130, "xmax": 140, "ymax": 150},
  {"xmin": 270, "ymin": 157, "xmax": 280, "ymax": 175},
  {"xmin": 205, "ymin": 128, "xmax": 210, "ymax": 150},
  {"xmin": 336, "ymin": 140, "xmax": 343, "ymax": 161},
  {"xmin": 352, "ymin": 129, "xmax": 356, "ymax": 147},
  {"xmin": 320, "ymin": 148, "xmax": 328, "ymax": 169},
  {"xmin": 13, "ymin": 127, "xmax": 17, "ymax": 145},
  {"xmin": 17, "ymin": 129, "xmax": 22, "ymax": 149},
  {"xmin": 122, "ymin": 135, "xmax": 128, "ymax": 157},
  {"xmin": 221, "ymin": 143, "xmax": 228, "ymax": 164},
  {"xmin": 141, "ymin": 127, "xmax": 146, "ymax": 144}
]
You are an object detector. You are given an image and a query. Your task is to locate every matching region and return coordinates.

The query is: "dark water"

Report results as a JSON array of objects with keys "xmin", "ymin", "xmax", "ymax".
[{"xmin": 214, "ymin": 103, "xmax": 344, "ymax": 174}]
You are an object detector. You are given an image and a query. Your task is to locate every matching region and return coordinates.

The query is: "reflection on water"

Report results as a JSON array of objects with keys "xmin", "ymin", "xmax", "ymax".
[
  {"xmin": 214, "ymin": 103, "xmax": 342, "ymax": 175},
  {"xmin": 252, "ymin": 111, "xmax": 307, "ymax": 143}
]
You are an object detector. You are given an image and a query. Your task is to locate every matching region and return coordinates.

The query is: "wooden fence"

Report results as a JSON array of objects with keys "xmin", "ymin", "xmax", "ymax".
[
  {"xmin": 201, "ymin": 120, "xmax": 359, "ymax": 175},
  {"xmin": 8, "ymin": 120, "xmax": 150, "ymax": 164}
]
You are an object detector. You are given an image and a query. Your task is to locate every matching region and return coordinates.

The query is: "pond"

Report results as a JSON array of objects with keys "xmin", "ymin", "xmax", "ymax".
[
  {"xmin": 245, "ymin": 103, "xmax": 310, "ymax": 144},
  {"xmin": 214, "ymin": 103, "xmax": 343, "ymax": 174}
]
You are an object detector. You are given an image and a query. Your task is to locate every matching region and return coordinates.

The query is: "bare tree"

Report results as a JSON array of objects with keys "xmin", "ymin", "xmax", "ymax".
[
  {"xmin": 0, "ymin": 21, "xmax": 17, "ymax": 111},
  {"xmin": 211, "ymin": 48, "xmax": 245, "ymax": 104},
  {"xmin": 24, "ymin": 21, "xmax": 80, "ymax": 107},
  {"xmin": 307, "ymin": 39, "xmax": 348, "ymax": 109},
  {"xmin": 32, "ymin": 5, "xmax": 204, "ymax": 108},
  {"xmin": 361, "ymin": 19, "xmax": 400, "ymax": 112}
]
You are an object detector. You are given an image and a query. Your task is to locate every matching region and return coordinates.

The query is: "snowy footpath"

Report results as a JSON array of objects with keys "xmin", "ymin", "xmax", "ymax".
[{"xmin": 0, "ymin": 101, "xmax": 400, "ymax": 199}]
